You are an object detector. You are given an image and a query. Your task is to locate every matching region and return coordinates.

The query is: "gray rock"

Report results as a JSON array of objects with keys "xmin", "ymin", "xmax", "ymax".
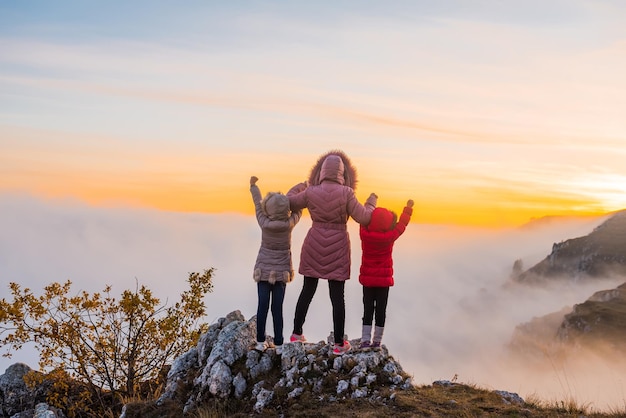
[
  {"xmin": 392, "ymin": 374, "xmax": 403, "ymax": 385},
  {"xmin": 495, "ymin": 390, "xmax": 525, "ymax": 405},
  {"xmin": 383, "ymin": 360, "xmax": 400, "ymax": 375},
  {"xmin": 0, "ymin": 363, "xmax": 47, "ymax": 417},
  {"xmin": 287, "ymin": 387, "xmax": 304, "ymax": 399},
  {"xmin": 252, "ymin": 380, "xmax": 265, "ymax": 397},
  {"xmin": 254, "ymin": 388, "xmax": 274, "ymax": 412},
  {"xmin": 130, "ymin": 310, "xmax": 416, "ymax": 415},
  {"xmin": 249, "ymin": 352, "xmax": 274, "ymax": 380},
  {"xmin": 205, "ymin": 319, "xmax": 255, "ymax": 370},
  {"xmin": 9, "ymin": 402, "xmax": 66, "ymax": 418},
  {"xmin": 332, "ymin": 356, "xmax": 343, "ymax": 371},
  {"xmin": 280, "ymin": 342, "xmax": 306, "ymax": 371},
  {"xmin": 336, "ymin": 380, "xmax": 349, "ymax": 394},
  {"xmin": 351, "ymin": 388, "xmax": 368, "ymax": 399},
  {"xmin": 366, "ymin": 373, "xmax": 377, "ymax": 385},
  {"xmin": 233, "ymin": 372, "xmax": 247, "ymax": 399},
  {"xmin": 167, "ymin": 347, "xmax": 198, "ymax": 380},
  {"xmin": 245, "ymin": 349, "xmax": 261, "ymax": 370},
  {"xmin": 207, "ymin": 360, "xmax": 232, "ymax": 398},
  {"xmin": 157, "ymin": 347, "xmax": 199, "ymax": 404},
  {"xmin": 196, "ymin": 323, "xmax": 221, "ymax": 366},
  {"xmin": 223, "ymin": 310, "xmax": 245, "ymax": 327}
]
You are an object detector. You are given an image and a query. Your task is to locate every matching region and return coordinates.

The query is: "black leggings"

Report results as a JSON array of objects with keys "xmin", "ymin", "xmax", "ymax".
[
  {"xmin": 293, "ymin": 276, "xmax": 346, "ymax": 344},
  {"xmin": 362, "ymin": 286, "xmax": 389, "ymax": 327}
]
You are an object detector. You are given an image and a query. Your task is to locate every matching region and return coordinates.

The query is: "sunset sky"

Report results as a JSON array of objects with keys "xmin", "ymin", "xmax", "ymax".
[
  {"xmin": 2, "ymin": 1, "xmax": 626, "ymax": 226},
  {"xmin": 3, "ymin": 3, "xmax": 626, "ymax": 406}
]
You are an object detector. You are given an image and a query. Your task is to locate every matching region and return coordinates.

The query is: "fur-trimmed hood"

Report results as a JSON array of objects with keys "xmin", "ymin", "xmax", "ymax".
[{"xmin": 308, "ymin": 150, "xmax": 358, "ymax": 189}]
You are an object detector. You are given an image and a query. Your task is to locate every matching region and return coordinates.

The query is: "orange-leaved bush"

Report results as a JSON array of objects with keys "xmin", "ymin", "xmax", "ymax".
[{"xmin": 0, "ymin": 269, "xmax": 214, "ymax": 400}]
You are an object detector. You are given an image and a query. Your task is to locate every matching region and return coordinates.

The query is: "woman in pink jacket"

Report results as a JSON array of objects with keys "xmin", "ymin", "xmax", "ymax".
[{"xmin": 287, "ymin": 150, "xmax": 377, "ymax": 355}]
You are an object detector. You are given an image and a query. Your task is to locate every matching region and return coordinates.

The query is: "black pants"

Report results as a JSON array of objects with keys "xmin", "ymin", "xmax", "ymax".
[
  {"xmin": 293, "ymin": 276, "xmax": 346, "ymax": 344},
  {"xmin": 362, "ymin": 286, "xmax": 389, "ymax": 327},
  {"xmin": 257, "ymin": 281, "xmax": 286, "ymax": 345}
]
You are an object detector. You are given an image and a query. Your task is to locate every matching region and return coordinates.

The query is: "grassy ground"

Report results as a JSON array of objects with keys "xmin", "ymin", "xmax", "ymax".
[
  {"xmin": 123, "ymin": 382, "xmax": 625, "ymax": 418},
  {"xmin": 245, "ymin": 384, "xmax": 624, "ymax": 418}
]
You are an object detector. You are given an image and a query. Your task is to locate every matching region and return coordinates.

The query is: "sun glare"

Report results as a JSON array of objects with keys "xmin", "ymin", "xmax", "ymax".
[{"xmin": 571, "ymin": 173, "xmax": 626, "ymax": 213}]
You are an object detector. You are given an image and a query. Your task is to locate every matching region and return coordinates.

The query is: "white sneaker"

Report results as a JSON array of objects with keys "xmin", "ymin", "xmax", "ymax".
[
  {"xmin": 275, "ymin": 344, "xmax": 283, "ymax": 355},
  {"xmin": 255, "ymin": 341, "xmax": 268, "ymax": 351}
]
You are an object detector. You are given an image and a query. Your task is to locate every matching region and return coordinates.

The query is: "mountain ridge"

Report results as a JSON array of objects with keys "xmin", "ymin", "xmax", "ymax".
[{"xmin": 514, "ymin": 210, "xmax": 626, "ymax": 283}]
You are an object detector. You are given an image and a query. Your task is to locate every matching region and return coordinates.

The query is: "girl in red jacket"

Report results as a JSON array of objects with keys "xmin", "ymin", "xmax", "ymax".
[{"xmin": 358, "ymin": 199, "xmax": 413, "ymax": 349}]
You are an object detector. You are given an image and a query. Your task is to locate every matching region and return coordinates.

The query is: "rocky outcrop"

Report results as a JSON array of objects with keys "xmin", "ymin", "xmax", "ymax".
[
  {"xmin": 0, "ymin": 363, "xmax": 66, "ymax": 418},
  {"xmin": 508, "ymin": 307, "xmax": 572, "ymax": 363},
  {"xmin": 0, "ymin": 311, "xmax": 413, "ymax": 417},
  {"xmin": 146, "ymin": 310, "xmax": 412, "ymax": 415},
  {"xmin": 514, "ymin": 210, "xmax": 626, "ymax": 284},
  {"xmin": 557, "ymin": 282, "xmax": 626, "ymax": 348},
  {"xmin": 509, "ymin": 282, "xmax": 626, "ymax": 361},
  {"xmin": 3, "ymin": 309, "xmax": 531, "ymax": 417}
]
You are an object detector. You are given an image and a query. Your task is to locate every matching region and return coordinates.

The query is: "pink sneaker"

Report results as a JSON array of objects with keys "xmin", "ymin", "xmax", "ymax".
[
  {"xmin": 290, "ymin": 333, "xmax": 306, "ymax": 343},
  {"xmin": 332, "ymin": 340, "xmax": 351, "ymax": 356}
]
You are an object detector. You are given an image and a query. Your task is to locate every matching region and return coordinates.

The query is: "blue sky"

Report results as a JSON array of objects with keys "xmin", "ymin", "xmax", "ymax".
[{"xmin": 1, "ymin": 1, "xmax": 626, "ymax": 225}]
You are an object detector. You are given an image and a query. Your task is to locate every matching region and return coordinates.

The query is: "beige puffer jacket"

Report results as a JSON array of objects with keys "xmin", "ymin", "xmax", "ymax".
[{"xmin": 251, "ymin": 184, "xmax": 304, "ymax": 283}]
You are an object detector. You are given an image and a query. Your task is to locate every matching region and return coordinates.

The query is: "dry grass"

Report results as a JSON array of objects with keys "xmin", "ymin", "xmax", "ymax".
[{"xmin": 180, "ymin": 382, "xmax": 626, "ymax": 418}]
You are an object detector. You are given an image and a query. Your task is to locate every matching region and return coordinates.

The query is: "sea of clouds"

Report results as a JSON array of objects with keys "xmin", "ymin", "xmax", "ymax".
[{"xmin": 1, "ymin": 192, "xmax": 624, "ymax": 411}]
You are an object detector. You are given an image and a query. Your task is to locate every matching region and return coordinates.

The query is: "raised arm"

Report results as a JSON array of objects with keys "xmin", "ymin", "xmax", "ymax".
[
  {"xmin": 347, "ymin": 191, "xmax": 378, "ymax": 225},
  {"xmin": 249, "ymin": 176, "xmax": 267, "ymax": 225},
  {"xmin": 392, "ymin": 199, "xmax": 414, "ymax": 238},
  {"xmin": 287, "ymin": 180, "xmax": 308, "ymax": 211}
]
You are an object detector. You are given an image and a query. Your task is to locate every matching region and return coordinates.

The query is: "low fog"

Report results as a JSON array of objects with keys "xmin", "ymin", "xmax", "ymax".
[{"xmin": 1, "ymin": 193, "xmax": 624, "ymax": 411}]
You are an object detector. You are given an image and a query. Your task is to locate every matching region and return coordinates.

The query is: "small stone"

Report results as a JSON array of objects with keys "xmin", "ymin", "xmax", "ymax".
[{"xmin": 337, "ymin": 379, "xmax": 349, "ymax": 394}]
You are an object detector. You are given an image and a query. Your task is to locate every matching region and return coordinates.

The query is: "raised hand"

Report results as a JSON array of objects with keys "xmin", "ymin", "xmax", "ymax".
[{"xmin": 250, "ymin": 176, "xmax": 259, "ymax": 185}]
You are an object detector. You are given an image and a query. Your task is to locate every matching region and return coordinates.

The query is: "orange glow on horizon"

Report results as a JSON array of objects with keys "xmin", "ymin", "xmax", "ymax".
[
  {"xmin": 0, "ymin": 128, "xmax": 617, "ymax": 227},
  {"xmin": 0, "ymin": 178, "xmax": 611, "ymax": 228}
]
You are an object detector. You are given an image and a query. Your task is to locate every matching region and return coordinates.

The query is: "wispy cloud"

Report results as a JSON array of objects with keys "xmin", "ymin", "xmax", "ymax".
[{"xmin": 2, "ymin": 1, "xmax": 626, "ymax": 224}]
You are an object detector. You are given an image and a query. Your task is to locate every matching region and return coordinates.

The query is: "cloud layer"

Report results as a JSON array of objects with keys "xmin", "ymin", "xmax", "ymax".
[{"xmin": 1, "ymin": 193, "xmax": 624, "ymax": 410}]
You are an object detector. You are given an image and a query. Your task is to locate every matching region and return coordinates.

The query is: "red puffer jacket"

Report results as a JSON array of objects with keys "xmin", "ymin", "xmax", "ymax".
[{"xmin": 359, "ymin": 205, "xmax": 412, "ymax": 287}]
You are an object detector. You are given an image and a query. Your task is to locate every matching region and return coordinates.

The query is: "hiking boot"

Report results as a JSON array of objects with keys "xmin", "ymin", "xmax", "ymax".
[
  {"xmin": 332, "ymin": 340, "xmax": 351, "ymax": 356},
  {"xmin": 290, "ymin": 333, "xmax": 306, "ymax": 343},
  {"xmin": 255, "ymin": 341, "xmax": 268, "ymax": 351},
  {"xmin": 360, "ymin": 340, "xmax": 372, "ymax": 350}
]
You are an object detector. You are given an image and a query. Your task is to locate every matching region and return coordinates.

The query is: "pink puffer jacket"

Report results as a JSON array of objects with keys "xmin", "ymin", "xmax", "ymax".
[{"xmin": 288, "ymin": 151, "xmax": 377, "ymax": 280}]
